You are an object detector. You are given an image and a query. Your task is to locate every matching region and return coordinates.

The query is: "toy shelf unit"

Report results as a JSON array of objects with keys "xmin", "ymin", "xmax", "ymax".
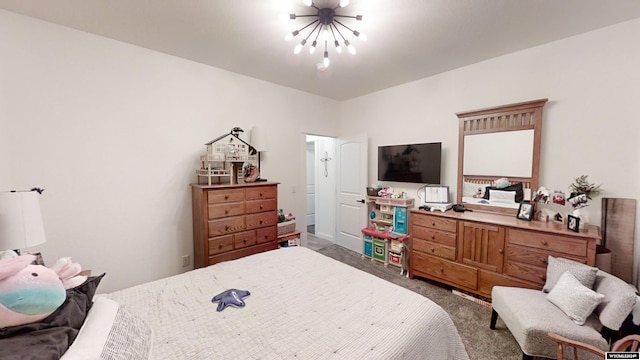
[
  {"xmin": 196, "ymin": 129, "xmax": 258, "ymax": 185},
  {"xmin": 361, "ymin": 227, "xmax": 410, "ymax": 276},
  {"xmin": 366, "ymin": 196, "xmax": 414, "ymax": 235}
]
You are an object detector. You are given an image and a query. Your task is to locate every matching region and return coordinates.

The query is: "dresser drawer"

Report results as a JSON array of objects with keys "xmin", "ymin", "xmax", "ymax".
[
  {"xmin": 245, "ymin": 186, "xmax": 276, "ymax": 200},
  {"xmin": 412, "ymin": 214, "xmax": 457, "ymax": 233},
  {"xmin": 208, "ymin": 202, "xmax": 244, "ymax": 219},
  {"xmin": 507, "ymin": 229, "xmax": 588, "ymax": 257},
  {"xmin": 208, "ymin": 235, "xmax": 234, "ymax": 255},
  {"xmin": 256, "ymin": 226, "xmax": 277, "ymax": 244},
  {"xmin": 412, "ymin": 226, "xmax": 456, "ymax": 247},
  {"xmin": 234, "ymin": 230, "xmax": 257, "ymax": 249},
  {"xmin": 507, "ymin": 244, "xmax": 586, "ymax": 268},
  {"xmin": 505, "ymin": 261, "xmax": 547, "ymax": 285},
  {"xmin": 413, "ymin": 253, "xmax": 477, "ymax": 290},
  {"xmin": 246, "ymin": 212, "xmax": 277, "ymax": 229},
  {"xmin": 207, "ymin": 189, "xmax": 244, "ymax": 203},
  {"xmin": 208, "ymin": 216, "xmax": 245, "ymax": 236},
  {"xmin": 413, "ymin": 238, "xmax": 456, "ymax": 260},
  {"xmin": 245, "ymin": 199, "xmax": 277, "ymax": 214}
]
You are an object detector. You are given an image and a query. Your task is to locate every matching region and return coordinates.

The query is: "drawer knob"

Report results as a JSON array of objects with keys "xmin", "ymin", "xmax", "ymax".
[
  {"xmin": 540, "ymin": 258, "xmax": 547, "ymax": 264},
  {"xmin": 225, "ymin": 225, "xmax": 230, "ymax": 231},
  {"xmin": 431, "ymin": 221, "xmax": 436, "ymax": 226},
  {"xmin": 260, "ymin": 205, "xmax": 264, "ymax": 209},
  {"xmin": 431, "ymin": 235, "xmax": 435, "ymax": 240},
  {"xmin": 218, "ymin": 244, "xmax": 223, "ymax": 249},
  {"xmin": 541, "ymin": 240, "xmax": 548, "ymax": 246},
  {"xmin": 540, "ymin": 275, "xmax": 546, "ymax": 280},
  {"xmin": 224, "ymin": 195, "xmax": 229, "ymax": 200},
  {"xmin": 440, "ymin": 268, "xmax": 444, "ymax": 273},
  {"xmin": 498, "ymin": 249, "xmax": 503, "ymax": 254},
  {"xmin": 225, "ymin": 209, "xmax": 229, "ymax": 214},
  {"xmin": 431, "ymin": 247, "xmax": 435, "ymax": 253},
  {"xmin": 259, "ymin": 220, "xmax": 264, "ymax": 224}
]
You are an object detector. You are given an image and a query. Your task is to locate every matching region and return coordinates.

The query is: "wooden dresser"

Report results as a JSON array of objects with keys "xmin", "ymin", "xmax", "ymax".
[
  {"xmin": 409, "ymin": 209, "xmax": 600, "ymax": 299},
  {"xmin": 191, "ymin": 182, "xmax": 279, "ymax": 268}
]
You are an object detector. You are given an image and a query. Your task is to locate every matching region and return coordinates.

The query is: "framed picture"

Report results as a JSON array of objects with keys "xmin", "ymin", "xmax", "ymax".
[
  {"xmin": 567, "ymin": 214, "xmax": 580, "ymax": 232},
  {"xmin": 516, "ymin": 201, "xmax": 534, "ymax": 221}
]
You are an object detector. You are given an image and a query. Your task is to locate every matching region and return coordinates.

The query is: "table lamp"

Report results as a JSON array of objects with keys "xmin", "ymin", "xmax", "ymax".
[{"xmin": 0, "ymin": 190, "xmax": 46, "ymax": 255}]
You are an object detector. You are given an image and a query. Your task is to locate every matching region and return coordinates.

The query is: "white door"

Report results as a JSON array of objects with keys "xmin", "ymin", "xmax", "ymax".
[
  {"xmin": 336, "ymin": 134, "xmax": 368, "ymax": 253},
  {"xmin": 306, "ymin": 141, "xmax": 316, "ymax": 229}
]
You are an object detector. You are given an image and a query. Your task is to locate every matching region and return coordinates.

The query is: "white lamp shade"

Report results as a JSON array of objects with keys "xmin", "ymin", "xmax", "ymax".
[
  {"xmin": 0, "ymin": 191, "xmax": 46, "ymax": 251},
  {"xmin": 250, "ymin": 126, "xmax": 270, "ymax": 152}
]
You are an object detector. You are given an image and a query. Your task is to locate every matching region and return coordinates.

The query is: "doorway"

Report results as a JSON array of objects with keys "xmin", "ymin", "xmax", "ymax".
[{"xmin": 306, "ymin": 135, "xmax": 336, "ymax": 250}]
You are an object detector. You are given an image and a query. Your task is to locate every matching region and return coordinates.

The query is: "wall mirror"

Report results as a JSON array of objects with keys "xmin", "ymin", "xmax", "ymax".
[{"xmin": 456, "ymin": 99, "xmax": 548, "ymax": 216}]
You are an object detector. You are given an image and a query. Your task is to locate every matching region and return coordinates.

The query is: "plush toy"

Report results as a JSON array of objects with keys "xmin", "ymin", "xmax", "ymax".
[{"xmin": 0, "ymin": 254, "xmax": 87, "ymax": 328}]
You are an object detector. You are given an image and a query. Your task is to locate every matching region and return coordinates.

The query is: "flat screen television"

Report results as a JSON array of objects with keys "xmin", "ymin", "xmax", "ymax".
[{"xmin": 377, "ymin": 142, "xmax": 441, "ymax": 184}]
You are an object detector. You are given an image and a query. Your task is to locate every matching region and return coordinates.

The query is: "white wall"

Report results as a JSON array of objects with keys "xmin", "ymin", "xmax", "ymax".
[
  {"xmin": 340, "ymin": 18, "xmax": 640, "ymax": 287},
  {"xmin": 0, "ymin": 10, "xmax": 339, "ymax": 292},
  {"xmin": 2, "ymin": 9, "xmax": 639, "ymax": 290}
]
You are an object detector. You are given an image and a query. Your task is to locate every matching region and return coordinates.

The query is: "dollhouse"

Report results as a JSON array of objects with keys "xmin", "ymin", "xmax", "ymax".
[{"xmin": 196, "ymin": 127, "xmax": 258, "ymax": 185}]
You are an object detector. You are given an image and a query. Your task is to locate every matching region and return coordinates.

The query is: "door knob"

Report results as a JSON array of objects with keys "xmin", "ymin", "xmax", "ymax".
[{"xmin": 356, "ymin": 199, "xmax": 365, "ymax": 204}]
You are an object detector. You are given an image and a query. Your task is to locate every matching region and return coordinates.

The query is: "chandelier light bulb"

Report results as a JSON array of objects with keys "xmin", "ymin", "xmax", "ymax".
[
  {"xmin": 302, "ymin": 0, "xmax": 313, "ymax": 6},
  {"xmin": 309, "ymin": 40, "xmax": 317, "ymax": 54},
  {"xmin": 344, "ymin": 40, "xmax": 356, "ymax": 54},
  {"xmin": 294, "ymin": 39, "xmax": 307, "ymax": 54},
  {"xmin": 279, "ymin": 13, "xmax": 295, "ymax": 21},
  {"xmin": 285, "ymin": 30, "xmax": 299, "ymax": 41},
  {"xmin": 323, "ymin": 51, "xmax": 330, "ymax": 67},
  {"xmin": 323, "ymin": 28, "xmax": 330, "ymax": 41},
  {"xmin": 339, "ymin": 0, "xmax": 350, "ymax": 7},
  {"xmin": 334, "ymin": 40, "xmax": 342, "ymax": 54},
  {"xmin": 353, "ymin": 30, "xmax": 367, "ymax": 41}
]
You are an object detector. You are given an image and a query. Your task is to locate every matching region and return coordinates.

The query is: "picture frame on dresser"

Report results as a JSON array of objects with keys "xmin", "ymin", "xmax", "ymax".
[
  {"xmin": 567, "ymin": 214, "xmax": 580, "ymax": 232},
  {"xmin": 516, "ymin": 201, "xmax": 534, "ymax": 221}
]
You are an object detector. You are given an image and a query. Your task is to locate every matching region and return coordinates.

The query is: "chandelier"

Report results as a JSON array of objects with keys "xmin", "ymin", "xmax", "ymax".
[{"xmin": 283, "ymin": 0, "xmax": 366, "ymax": 68}]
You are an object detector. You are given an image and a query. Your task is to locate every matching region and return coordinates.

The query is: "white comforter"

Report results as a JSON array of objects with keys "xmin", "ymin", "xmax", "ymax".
[{"xmin": 106, "ymin": 247, "xmax": 469, "ymax": 359}]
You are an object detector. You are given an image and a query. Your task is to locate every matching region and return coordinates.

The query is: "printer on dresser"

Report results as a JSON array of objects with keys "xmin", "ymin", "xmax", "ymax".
[
  {"xmin": 191, "ymin": 182, "xmax": 279, "ymax": 268},
  {"xmin": 409, "ymin": 208, "xmax": 600, "ymax": 299}
]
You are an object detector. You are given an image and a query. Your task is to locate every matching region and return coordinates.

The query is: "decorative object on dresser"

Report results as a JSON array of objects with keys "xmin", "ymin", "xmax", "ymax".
[
  {"xmin": 516, "ymin": 201, "xmax": 534, "ymax": 221},
  {"xmin": 567, "ymin": 174, "xmax": 603, "ymax": 228},
  {"xmin": 456, "ymin": 99, "xmax": 548, "ymax": 216},
  {"xmin": 0, "ymin": 189, "xmax": 47, "ymax": 255},
  {"xmin": 409, "ymin": 209, "xmax": 600, "ymax": 299},
  {"xmin": 195, "ymin": 127, "xmax": 259, "ymax": 185},
  {"xmin": 191, "ymin": 182, "xmax": 279, "ymax": 268}
]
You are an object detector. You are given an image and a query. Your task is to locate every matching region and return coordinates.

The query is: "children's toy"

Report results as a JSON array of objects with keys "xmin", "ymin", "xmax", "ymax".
[
  {"xmin": 211, "ymin": 289, "xmax": 251, "ymax": 312},
  {"xmin": 0, "ymin": 255, "xmax": 87, "ymax": 328},
  {"xmin": 196, "ymin": 127, "xmax": 259, "ymax": 185}
]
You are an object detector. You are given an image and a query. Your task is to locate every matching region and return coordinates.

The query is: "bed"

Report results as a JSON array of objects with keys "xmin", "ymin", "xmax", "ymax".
[
  {"xmin": 461, "ymin": 175, "xmax": 532, "ymax": 210},
  {"xmin": 56, "ymin": 247, "xmax": 469, "ymax": 359}
]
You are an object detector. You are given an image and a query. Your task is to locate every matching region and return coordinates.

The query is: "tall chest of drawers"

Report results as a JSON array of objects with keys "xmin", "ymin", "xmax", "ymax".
[
  {"xmin": 191, "ymin": 182, "xmax": 279, "ymax": 268},
  {"xmin": 409, "ymin": 209, "xmax": 600, "ymax": 299}
]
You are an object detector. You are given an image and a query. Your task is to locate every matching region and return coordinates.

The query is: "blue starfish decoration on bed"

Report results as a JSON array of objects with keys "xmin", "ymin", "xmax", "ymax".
[{"xmin": 211, "ymin": 289, "xmax": 251, "ymax": 312}]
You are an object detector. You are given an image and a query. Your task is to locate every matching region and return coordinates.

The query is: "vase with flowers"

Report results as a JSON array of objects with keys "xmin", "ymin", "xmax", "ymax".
[{"xmin": 567, "ymin": 175, "xmax": 602, "ymax": 228}]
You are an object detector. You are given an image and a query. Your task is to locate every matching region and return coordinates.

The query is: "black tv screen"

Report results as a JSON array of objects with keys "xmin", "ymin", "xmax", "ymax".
[{"xmin": 377, "ymin": 142, "xmax": 441, "ymax": 184}]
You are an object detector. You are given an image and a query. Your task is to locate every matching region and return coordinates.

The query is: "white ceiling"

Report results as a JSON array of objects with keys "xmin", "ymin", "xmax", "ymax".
[{"xmin": 2, "ymin": 0, "xmax": 640, "ymax": 100}]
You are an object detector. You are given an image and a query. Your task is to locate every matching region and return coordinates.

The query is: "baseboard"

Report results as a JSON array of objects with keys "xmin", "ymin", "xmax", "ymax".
[{"xmin": 452, "ymin": 289, "xmax": 492, "ymax": 308}]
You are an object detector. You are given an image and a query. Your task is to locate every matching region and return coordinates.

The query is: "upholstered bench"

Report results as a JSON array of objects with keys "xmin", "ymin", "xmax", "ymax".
[{"xmin": 490, "ymin": 257, "xmax": 638, "ymax": 360}]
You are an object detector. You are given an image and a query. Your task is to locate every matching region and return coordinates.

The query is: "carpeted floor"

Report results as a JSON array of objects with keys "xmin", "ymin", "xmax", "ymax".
[{"xmin": 315, "ymin": 244, "xmax": 526, "ymax": 360}]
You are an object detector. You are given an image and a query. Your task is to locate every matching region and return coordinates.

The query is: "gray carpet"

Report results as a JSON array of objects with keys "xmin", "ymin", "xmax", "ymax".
[{"xmin": 316, "ymin": 244, "xmax": 525, "ymax": 360}]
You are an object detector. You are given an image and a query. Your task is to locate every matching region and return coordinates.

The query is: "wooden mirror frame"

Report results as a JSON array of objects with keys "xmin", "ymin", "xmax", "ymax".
[{"xmin": 456, "ymin": 98, "xmax": 548, "ymax": 216}]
